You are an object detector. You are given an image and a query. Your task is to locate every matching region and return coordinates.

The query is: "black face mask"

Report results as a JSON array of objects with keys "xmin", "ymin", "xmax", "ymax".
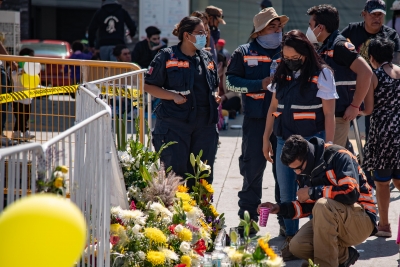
[
  {"xmin": 286, "ymin": 58, "xmax": 303, "ymax": 71},
  {"xmin": 150, "ymin": 41, "xmax": 160, "ymax": 47}
]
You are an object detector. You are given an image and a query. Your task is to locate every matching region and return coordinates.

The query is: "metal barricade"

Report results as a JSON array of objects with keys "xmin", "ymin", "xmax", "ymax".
[
  {"xmin": 84, "ymin": 69, "xmax": 152, "ymax": 148},
  {"xmin": 0, "ymin": 55, "xmax": 141, "ymax": 148},
  {"xmin": 0, "ymin": 85, "xmax": 113, "ymax": 267}
]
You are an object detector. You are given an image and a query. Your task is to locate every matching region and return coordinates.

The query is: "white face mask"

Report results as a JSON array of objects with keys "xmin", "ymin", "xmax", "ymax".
[{"xmin": 306, "ymin": 26, "xmax": 320, "ymax": 44}]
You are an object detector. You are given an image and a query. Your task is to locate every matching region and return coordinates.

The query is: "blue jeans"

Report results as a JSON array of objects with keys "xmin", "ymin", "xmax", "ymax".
[
  {"xmin": 99, "ymin": 45, "xmax": 117, "ymax": 61},
  {"xmin": 276, "ymin": 131, "xmax": 325, "ymax": 236}
]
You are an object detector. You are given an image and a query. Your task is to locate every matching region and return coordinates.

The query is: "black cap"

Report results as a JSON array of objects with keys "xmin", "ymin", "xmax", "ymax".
[
  {"xmin": 364, "ymin": 0, "xmax": 386, "ymax": 14},
  {"xmin": 260, "ymin": 0, "xmax": 273, "ymax": 8}
]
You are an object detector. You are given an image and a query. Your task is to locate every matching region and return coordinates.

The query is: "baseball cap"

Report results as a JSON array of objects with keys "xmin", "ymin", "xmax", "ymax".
[
  {"xmin": 260, "ymin": 0, "xmax": 273, "ymax": 8},
  {"xmin": 205, "ymin": 5, "xmax": 226, "ymax": 25},
  {"xmin": 217, "ymin": 39, "xmax": 226, "ymax": 46},
  {"xmin": 364, "ymin": 0, "xmax": 386, "ymax": 14}
]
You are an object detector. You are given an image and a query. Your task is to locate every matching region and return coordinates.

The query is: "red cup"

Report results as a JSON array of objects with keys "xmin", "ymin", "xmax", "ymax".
[{"xmin": 259, "ymin": 207, "xmax": 270, "ymax": 227}]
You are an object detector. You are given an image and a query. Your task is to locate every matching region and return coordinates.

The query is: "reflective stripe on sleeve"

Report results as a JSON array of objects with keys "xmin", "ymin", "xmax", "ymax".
[
  {"xmin": 326, "ymin": 170, "xmax": 338, "ymax": 186},
  {"xmin": 335, "ymin": 81, "xmax": 356, "ymax": 86},
  {"xmin": 165, "ymin": 89, "xmax": 191, "ymax": 95},
  {"xmin": 291, "ymin": 104, "xmax": 322, "ymax": 109}
]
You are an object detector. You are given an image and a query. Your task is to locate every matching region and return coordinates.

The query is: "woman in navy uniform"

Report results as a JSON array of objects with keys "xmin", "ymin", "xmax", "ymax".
[
  {"xmin": 144, "ymin": 16, "xmax": 219, "ymax": 189},
  {"xmin": 262, "ymin": 30, "xmax": 337, "ymax": 261}
]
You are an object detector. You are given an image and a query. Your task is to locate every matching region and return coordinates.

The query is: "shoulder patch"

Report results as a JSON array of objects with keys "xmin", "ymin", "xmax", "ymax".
[
  {"xmin": 344, "ymin": 42, "xmax": 355, "ymax": 51},
  {"xmin": 147, "ymin": 66, "xmax": 153, "ymax": 75}
]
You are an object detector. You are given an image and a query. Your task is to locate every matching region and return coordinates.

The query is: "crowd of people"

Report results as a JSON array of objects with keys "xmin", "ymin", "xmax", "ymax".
[{"xmin": 1, "ymin": 0, "xmax": 400, "ymax": 266}]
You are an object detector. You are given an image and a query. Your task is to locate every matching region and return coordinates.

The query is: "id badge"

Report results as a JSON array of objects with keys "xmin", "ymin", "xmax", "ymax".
[{"xmin": 247, "ymin": 59, "xmax": 258, "ymax": 67}]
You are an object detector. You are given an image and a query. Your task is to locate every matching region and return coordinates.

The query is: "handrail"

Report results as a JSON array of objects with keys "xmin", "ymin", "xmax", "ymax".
[
  {"xmin": 0, "ymin": 142, "xmax": 43, "ymax": 158},
  {"xmin": 0, "ymin": 55, "xmax": 141, "ymax": 70},
  {"xmin": 85, "ymin": 69, "xmax": 147, "ymax": 83}
]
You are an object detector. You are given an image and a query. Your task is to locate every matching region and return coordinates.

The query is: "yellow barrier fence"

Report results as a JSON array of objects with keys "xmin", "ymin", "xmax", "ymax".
[{"xmin": 0, "ymin": 55, "xmax": 144, "ymax": 148}]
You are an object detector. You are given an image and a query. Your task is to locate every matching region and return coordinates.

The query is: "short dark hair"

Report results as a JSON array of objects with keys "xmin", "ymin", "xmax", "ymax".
[
  {"xmin": 217, "ymin": 53, "xmax": 227, "ymax": 67},
  {"xmin": 112, "ymin": 44, "xmax": 128, "ymax": 57},
  {"xmin": 172, "ymin": 16, "xmax": 203, "ymax": 41},
  {"xmin": 145, "ymin": 26, "xmax": 161, "ymax": 38},
  {"xmin": 19, "ymin": 48, "xmax": 34, "ymax": 56},
  {"xmin": 307, "ymin": 4, "xmax": 339, "ymax": 33},
  {"xmin": 281, "ymin": 135, "xmax": 309, "ymax": 166},
  {"xmin": 72, "ymin": 40, "xmax": 84, "ymax": 52},
  {"xmin": 368, "ymin": 37, "xmax": 394, "ymax": 64}
]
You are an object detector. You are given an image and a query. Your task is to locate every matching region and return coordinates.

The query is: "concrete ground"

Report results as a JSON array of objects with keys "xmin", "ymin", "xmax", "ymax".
[{"xmin": 213, "ymin": 114, "xmax": 400, "ymax": 267}]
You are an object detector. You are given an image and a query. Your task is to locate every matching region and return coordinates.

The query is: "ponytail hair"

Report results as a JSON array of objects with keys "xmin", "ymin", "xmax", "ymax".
[{"xmin": 172, "ymin": 16, "xmax": 203, "ymax": 41}]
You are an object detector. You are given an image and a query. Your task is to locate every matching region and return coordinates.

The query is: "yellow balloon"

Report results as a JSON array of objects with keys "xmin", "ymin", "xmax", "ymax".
[
  {"xmin": 0, "ymin": 194, "xmax": 86, "ymax": 267},
  {"xmin": 20, "ymin": 73, "xmax": 40, "ymax": 89}
]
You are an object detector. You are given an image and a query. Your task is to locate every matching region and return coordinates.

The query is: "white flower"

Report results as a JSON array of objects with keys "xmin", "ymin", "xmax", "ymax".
[
  {"xmin": 53, "ymin": 171, "xmax": 63, "ymax": 178},
  {"xmin": 119, "ymin": 209, "xmax": 146, "ymax": 225},
  {"xmin": 266, "ymin": 256, "xmax": 284, "ymax": 267},
  {"xmin": 148, "ymin": 163, "xmax": 158, "ymax": 174},
  {"xmin": 174, "ymin": 224, "xmax": 184, "ymax": 233},
  {"xmin": 110, "ymin": 206, "xmax": 123, "ymax": 216},
  {"xmin": 134, "ymin": 159, "xmax": 140, "ymax": 169},
  {"xmin": 132, "ymin": 224, "xmax": 141, "ymax": 235},
  {"xmin": 179, "ymin": 241, "xmax": 191, "ymax": 253},
  {"xmin": 189, "ymin": 251, "xmax": 201, "ymax": 266},
  {"xmin": 138, "ymin": 251, "xmax": 146, "ymax": 260},
  {"xmin": 158, "ymin": 248, "xmax": 179, "ymax": 261},
  {"xmin": 150, "ymin": 202, "xmax": 173, "ymax": 219},
  {"xmin": 199, "ymin": 161, "xmax": 211, "ymax": 174},
  {"xmin": 186, "ymin": 207, "xmax": 203, "ymax": 226}
]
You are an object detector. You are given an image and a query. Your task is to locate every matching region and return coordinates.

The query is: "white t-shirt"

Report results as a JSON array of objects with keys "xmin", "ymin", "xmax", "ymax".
[{"xmin": 267, "ymin": 67, "xmax": 339, "ymax": 100}]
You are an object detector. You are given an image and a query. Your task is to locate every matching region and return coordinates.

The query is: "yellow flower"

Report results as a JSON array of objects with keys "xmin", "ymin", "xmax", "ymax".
[
  {"xmin": 177, "ymin": 185, "xmax": 189, "ymax": 193},
  {"xmin": 177, "ymin": 228, "xmax": 193, "ymax": 242},
  {"xmin": 230, "ymin": 251, "xmax": 243, "ymax": 263},
  {"xmin": 258, "ymin": 239, "xmax": 277, "ymax": 260},
  {"xmin": 181, "ymin": 255, "xmax": 191, "ymax": 266},
  {"xmin": 176, "ymin": 192, "xmax": 191, "ymax": 202},
  {"xmin": 200, "ymin": 179, "xmax": 214, "ymax": 193},
  {"xmin": 53, "ymin": 177, "xmax": 63, "ymax": 188},
  {"xmin": 182, "ymin": 202, "xmax": 193, "ymax": 212},
  {"xmin": 59, "ymin": 165, "xmax": 68, "ymax": 173},
  {"xmin": 209, "ymin": 205, "xmax": 219, "ymax": 217},
  {"xmin": 110, "ymin": 223, "xmax": 122, "ymax": 234},
  {"xmin": 144, "ymin": 228, "xmax": 167, "ymax": 244},
  {"xmin": 146, "ymin": 251, "xmax": 165, "ymax": 266}
]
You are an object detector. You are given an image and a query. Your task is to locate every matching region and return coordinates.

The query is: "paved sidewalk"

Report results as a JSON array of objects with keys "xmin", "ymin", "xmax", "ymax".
[{"xmin": 213, "ymin": 114, "xmax": 400, "ymax": 267}]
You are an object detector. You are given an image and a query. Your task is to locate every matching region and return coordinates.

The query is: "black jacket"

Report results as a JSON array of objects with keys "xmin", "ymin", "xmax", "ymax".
[
  {"xmin": 131, "ymin": 39, "xmax": 167, "ymax": 68},
  {"xmin": 278, "ymin": 137, "xmax": 377, "ymax": 234},
  {"xmin": 88, "ymin": 2, "xmax": 137, "ymax": 47}
]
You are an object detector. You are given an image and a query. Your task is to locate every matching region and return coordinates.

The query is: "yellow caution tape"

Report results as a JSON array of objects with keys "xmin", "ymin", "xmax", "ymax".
[{"xmin": 0, "ymin": 85, "xmax": 140, "ymax": 104}]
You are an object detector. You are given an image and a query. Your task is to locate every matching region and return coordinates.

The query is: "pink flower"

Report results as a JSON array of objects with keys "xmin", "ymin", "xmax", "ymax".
[
  {"xmin": 110, "ymin": 235, "xmax": 120, "ymax": 245},
  {"xmin": 130, "ymin": 200, "xmax": 136, "ymax": 210}
]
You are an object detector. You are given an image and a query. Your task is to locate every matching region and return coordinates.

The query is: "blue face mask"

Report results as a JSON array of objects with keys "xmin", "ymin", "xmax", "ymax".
[
  {"xmin": 256, "ymin": 32, "xmax": 282, "ymax": 49},
  {"xmin": 189, "ymin": 34, "xmax": 207, "ymax": 50}
]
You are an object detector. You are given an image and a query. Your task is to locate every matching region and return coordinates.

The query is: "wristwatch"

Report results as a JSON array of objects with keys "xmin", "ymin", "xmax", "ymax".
[{"xmin": 308, "ymin": 187, "xmax": 314, "ymax": 198}]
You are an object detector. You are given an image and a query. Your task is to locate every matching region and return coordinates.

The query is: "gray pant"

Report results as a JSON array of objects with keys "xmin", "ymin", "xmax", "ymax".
[{"xmin": 99, "ymin": 45, "xmax": 117, "ymax": 61}]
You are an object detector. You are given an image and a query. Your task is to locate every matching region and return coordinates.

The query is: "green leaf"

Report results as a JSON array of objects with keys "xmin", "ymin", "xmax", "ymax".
[
  {"xmin": 252, "ymin": 220, "xmax": 260, "ymax": 232},
  {"xmin": 190, "ymin": 153, "xmax": 195, "ymax": 167}
]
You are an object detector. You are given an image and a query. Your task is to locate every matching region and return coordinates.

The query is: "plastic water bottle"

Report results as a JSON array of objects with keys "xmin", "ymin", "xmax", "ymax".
[
  {"xmin": 270, "ymin": 59, "xmax": 278, "ymax": 77},
  {"xmin": 211, "ymin": 243, "xmax": 230, "ymax": 267}
]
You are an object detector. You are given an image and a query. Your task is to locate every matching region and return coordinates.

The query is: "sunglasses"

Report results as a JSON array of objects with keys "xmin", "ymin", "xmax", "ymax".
[{"xmin": 289, "ymin": 157, "xmax": 307, "ymax": 172}]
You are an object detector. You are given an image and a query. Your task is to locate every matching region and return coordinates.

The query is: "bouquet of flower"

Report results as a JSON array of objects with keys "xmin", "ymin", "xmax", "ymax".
[{"xmin": 38, "ymin": 165, "xmax": 68, "ymax": 196}]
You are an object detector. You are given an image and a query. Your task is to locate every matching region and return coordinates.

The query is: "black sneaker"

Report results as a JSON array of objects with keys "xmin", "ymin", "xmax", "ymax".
[{"xmin": 339, "ymin": 247, "xmax": 359, "ymax": 267}]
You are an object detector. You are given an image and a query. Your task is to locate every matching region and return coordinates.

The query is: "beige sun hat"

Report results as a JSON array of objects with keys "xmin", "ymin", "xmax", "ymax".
[
  {"xmin": 251, "ymin": 8, "xmax": 289, "ymax": 38},
  {"xmin": 391, "ymin": 0, "xmax": 400, "ymax": 10},
  {"xmin": 205, "ymin": 5, "xmax": 226, "ymax": 25}
]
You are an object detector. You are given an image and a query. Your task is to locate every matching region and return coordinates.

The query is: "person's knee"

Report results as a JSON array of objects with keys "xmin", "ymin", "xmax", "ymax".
[
  {"xmin": 312, "ymin": 198, "xmax": 330, "ymax": 217},
  {"xmin": 375, "ymin": 180, "xmax": 391, "ymax": 188},
  {"xmin": 289, "ymin": 235, "xmax": 304, "ymax": 259},
  {"xmin": 392, "ymin": 179, "xmax": 400, "ymax": 190}
]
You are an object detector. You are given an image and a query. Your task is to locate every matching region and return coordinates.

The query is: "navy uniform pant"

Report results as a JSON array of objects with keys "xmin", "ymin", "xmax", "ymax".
[
  {"xmin": 152, "ymin": 115, "xmax": 218, "ymax": 189},
  {"xmin": 238, "ymin": 116, "xmax": 282, "ymax": 223}
]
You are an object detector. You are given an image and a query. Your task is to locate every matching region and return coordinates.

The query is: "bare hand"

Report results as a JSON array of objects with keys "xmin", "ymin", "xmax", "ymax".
[
  {"xmin": 261, "ymin": 77, "xmax": 272, "ymax": 90},
  {"xmin": 215, "ymin": 95, "xmax": 222, "ymax": 104},
  {"xmin": 204, "ymin": 47, "xmax": 212, "ymax": 51},
  {"xmin": 258, "ymin": 202, "xmax": 280, "ymax": 214},
  {"xmin": 343, "ymin": 105, "xmax": 359, "ymax": 121},
  {"xmin": 297, "ymin": 186, "xmax": 310, "ymax": 203},
  {"xmin": 262, "ymin": 139, "xmax": 274, "ymax": 163},
  {"xmin": 173, "ymin": 93, "xmax": 187, "ymax": 105}
]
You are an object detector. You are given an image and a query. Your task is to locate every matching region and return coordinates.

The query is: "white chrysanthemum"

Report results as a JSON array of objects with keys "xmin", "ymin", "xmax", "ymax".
[
  {"xmin": 150, "ymin": 202, "xmax": 173, "ymax": 219},
  {"xmin": 138, "ymin": 251, "xmax": 146, "ymax": 260},
  {"xmin": 179, "ymin": 241, "xmax": 191, "ymax": 253},
  {"xmin": 158, "ymin": 248, "xmax": 179, "ymax": 261},
  {"xmin": 132, "ymin": 224, "xmax": 141, "ymax": 235},
  {"xmin": 175, "ymin": 224, "xmax": 184, "ymax": 233},
  {"xmin": 110, "ymin": 206, "xmax": 123, "ymax": 216},
  {"xmin": 119, "ymin": 209, "xmax": 145, "ymax": 225}
]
